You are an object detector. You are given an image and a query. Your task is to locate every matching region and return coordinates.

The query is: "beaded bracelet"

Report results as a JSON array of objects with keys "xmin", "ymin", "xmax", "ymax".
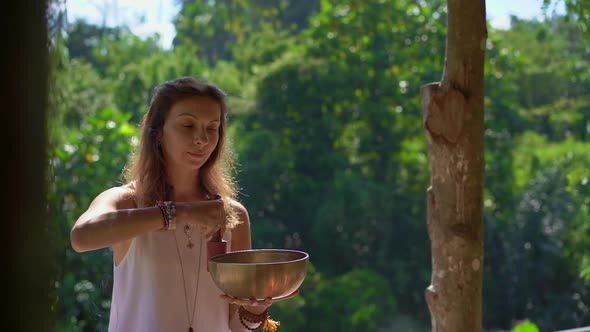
[
  {"xmin": 238, "ymin": 306, "xmax": 279, "ymax": 332},
  {"xmin": 155, "ymin": 200, "xmax": 176, "ymax": 230}
]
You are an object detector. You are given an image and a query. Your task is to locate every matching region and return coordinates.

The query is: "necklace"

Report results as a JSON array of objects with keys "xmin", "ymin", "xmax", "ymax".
[
  {"xmin": 184, "ymin": 224, "xmax": 194, "ymax": 249},
  {"xmin": 173, "ymin": 229, "xmax": 202, "ymax": 332},
  {"xmin": 180, "ymin": 193, "xmax": 211, "ymax": 249},
  {"xmin": 182, "ymin": 192, "xmax": 214, "ymax": 249}
]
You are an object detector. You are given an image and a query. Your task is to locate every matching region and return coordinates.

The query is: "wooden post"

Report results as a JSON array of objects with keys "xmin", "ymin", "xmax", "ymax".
[
  {"xmin": 420, "ymin": 0, "xmax": 487, "ymax": 331},
  {"xmin": 3, "ymin": 1, "xmax": 52, "ymax": 331}
]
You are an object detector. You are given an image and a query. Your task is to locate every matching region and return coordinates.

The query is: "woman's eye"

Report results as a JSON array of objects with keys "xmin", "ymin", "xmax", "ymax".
[
  {"xmin": 183, "ymin": 124, "xmax": 193, "ymax": 128},
  {"xmin": 207, "ymin": 127, "xmax": 218, "ymax": 132}
]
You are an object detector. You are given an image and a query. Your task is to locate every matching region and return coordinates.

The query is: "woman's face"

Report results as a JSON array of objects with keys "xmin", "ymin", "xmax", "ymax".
[{"xmin": 159, "ymin": 96, "xmax": 222, "ymax": 171}]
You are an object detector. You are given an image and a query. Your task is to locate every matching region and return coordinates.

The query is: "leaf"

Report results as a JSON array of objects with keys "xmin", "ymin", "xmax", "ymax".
[{"xmin": 513, "ymin": 320, "xmax": 540, "ymax": 332}]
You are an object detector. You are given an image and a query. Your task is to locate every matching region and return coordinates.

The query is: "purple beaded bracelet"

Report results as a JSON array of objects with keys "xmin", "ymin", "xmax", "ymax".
[{"xmin": 156, "ymin": 200, "xmax": 176, "ymax": 230}]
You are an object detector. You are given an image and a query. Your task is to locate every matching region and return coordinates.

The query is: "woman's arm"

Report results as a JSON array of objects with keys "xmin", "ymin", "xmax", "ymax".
[
  {"xmin": 227, "ymin": 200, "xmax": 255, "ymax": 331},
  {"xmin": 70, "ymin": 186, "xmax": 163, "ymax": 253},
  {"xmin": 70, "ymin": 186, "xmax": 225, "ymax": 253},
  {"xmin": 228, "ymin": 200, "xmax": 252, "ymax": 252}
]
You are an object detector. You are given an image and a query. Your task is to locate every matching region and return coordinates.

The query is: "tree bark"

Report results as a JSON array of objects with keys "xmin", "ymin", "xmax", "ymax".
[
  {"xmin": 420, "ymin": 1, "xmax": 487, "ymax": 331},
  {"xmin": 2, "ymin": 1, "xmax": 53, "ymax": 331}
]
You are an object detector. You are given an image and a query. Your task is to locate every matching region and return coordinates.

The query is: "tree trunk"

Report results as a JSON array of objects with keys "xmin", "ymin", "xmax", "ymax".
[
  {"xmin": 420, "ymin": 1, "xmax": 487, "ymax": 331},
  {"xmin": 3, "ymin": 1, "xmax": 52, "ymax": 330}
]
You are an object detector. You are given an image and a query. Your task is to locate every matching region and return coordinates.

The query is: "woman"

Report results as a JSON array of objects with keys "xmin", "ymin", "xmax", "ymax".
[{"xmin": 70, "ymin": 77, "xmax": 296, "ymax": 332}]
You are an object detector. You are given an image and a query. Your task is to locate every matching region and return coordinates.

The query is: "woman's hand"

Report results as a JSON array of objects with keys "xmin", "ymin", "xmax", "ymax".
[
  {"xmin": 220, "ymin": 290, "xmax": 300, "ymax": 314},
  {"xmin": 177, "ymin": 197, "xmax": 225, "ymax": 238}
]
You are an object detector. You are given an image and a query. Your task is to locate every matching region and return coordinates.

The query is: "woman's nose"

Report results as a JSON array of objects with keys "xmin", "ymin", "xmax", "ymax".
[{"xmin": 194, "ymin": 129, "xmax": 208, "ymax": 145}]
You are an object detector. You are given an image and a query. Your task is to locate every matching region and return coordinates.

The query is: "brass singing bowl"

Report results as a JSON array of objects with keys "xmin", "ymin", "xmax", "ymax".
[{"xmin": 209, "ymin": 249, "xmax": 309, "ymax": 300}]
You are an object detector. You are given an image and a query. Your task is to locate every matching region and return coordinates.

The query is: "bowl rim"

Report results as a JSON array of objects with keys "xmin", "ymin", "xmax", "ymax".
[{"xmin": 209, "ymin": 248, "xmax": 309, "ymax": 266}]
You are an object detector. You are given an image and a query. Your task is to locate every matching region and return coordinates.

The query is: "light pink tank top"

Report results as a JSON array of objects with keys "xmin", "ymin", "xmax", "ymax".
[{"xmin": 108, "ymin": 226, "xmax": 234, "ymax": 332}]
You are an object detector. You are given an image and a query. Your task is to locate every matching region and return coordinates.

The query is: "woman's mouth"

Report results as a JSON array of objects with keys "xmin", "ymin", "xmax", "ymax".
[{"xmin": 187, "ymin": 151, "xmax": 207, "ymax": 158}]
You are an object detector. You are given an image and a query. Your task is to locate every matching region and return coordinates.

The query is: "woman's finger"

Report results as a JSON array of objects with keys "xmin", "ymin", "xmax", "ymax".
[
  {"xmin": 221, "ymin": 289, "xmax": 300, "ymax": 305},
  {"xmin": 219, "ymin": 295, "xmax": 272, "ymax": 306}
]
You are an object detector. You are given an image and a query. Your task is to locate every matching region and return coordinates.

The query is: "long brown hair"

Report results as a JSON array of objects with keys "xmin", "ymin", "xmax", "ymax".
[{"xmin": 124, "ymin": 76, "xmax": 239, "ymax": 227}]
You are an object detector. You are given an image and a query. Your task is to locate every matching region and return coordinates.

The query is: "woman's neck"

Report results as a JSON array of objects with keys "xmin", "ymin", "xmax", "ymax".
[{"xmin": 166, "ymin": 167, "xmax": 204, "ymax": 202}]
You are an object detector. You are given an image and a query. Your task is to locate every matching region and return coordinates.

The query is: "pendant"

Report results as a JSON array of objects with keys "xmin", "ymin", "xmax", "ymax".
[
  {"xmin": 188, "ymin": 327, "xmax": 194, "ymax": 332},
  {"xmin": 184, "ymin": 224, "xmax": 194, "ymax": 249}
]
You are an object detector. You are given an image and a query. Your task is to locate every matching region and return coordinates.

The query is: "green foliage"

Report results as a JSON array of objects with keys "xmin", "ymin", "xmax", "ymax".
[
  {"xmin": 49, "ymin": 108, "xmax": 136, "ymax": 331},
  {"xmin": 497, "ymin": 17, "xmax": 590, "ymax": 141},
  {"xmin": 51, "ymin": 58, "xmax": 114, "ymax": 130},
  {"xmin": 173, "ymin": 0, "xmax": 320, "ymax": 64},
  {"xmin": 236, "ymin": 0, "xmax": 447, "ymax": 324},
  {"xmin": 543, "ymin": 0, "xmax": 590, "ymax": 34},
  {"xmin": 304, "ymin": 269, "xmax": 397, "ymax": 331},
  {"xmin": 106, "ymin": 44, "xmax": 209, "ymax": 122},
  {"xmin": 483, "ymin": 134, "xmax": 590, "ymax": 329},
  {"xmin": 513, "ymin": 320, "xmax": 540, "ymax": 332},
  {"xmin": 481, "ymin": 19, "xmax": 590, "ymax": 330},
  {"xmin": 65, "ymin": 20, "xmax": 127, "ymax": 72}
]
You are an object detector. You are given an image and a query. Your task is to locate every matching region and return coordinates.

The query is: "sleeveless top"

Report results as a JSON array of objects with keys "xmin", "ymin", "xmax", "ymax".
[{"xmin": 108, "ymin": 225, "xmax": 237, "ymax": 332}]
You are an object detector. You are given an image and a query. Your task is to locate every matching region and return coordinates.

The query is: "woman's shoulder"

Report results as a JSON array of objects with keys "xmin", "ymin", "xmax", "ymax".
[
  {"xmin": 228, "ymin": 199, "xmax": 250, "ymax": 227},
  {"xmin": 94, "ymin": 183, "xmax": 137, "ymax": 210},
  {"xmin": 116, "ymin": 183, "xmax": 138, "ymax": 209},
  {"xmin": 229, "ymin": 199, "xmax": 248, "ymax": 215}
]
